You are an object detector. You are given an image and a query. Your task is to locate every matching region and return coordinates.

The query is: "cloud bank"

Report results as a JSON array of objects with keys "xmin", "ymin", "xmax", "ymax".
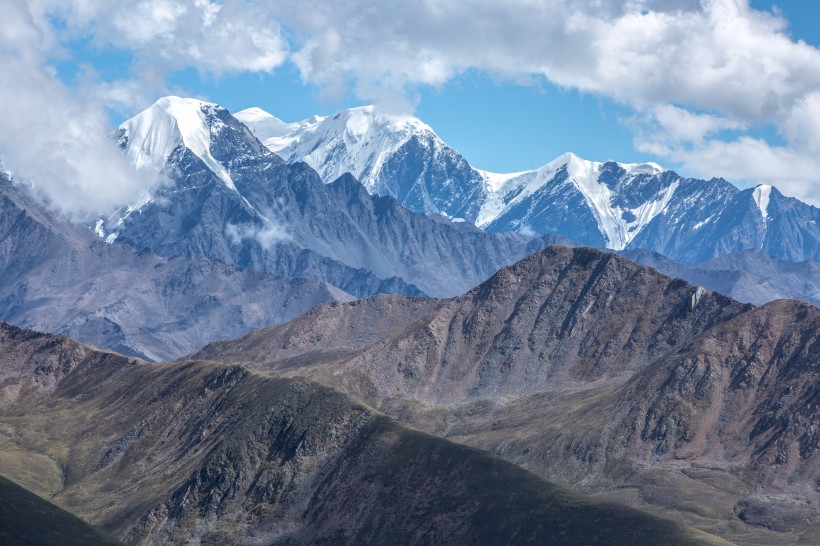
[
  {"xmin": 0, "ymin": 2, "xmax": 163, "ymax": 217},
  {"xmin": 3, "ymin": 0, "xmax": 820, "ymax": 209}
]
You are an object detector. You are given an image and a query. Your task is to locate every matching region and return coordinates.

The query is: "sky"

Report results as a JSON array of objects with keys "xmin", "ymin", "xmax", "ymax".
[{"xmin": 2, "ymin": 0, "xmax": 820, "ymax": 216}]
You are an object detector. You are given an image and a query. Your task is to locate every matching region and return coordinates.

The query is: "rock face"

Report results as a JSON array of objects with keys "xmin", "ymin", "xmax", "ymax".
[
  {"xmin": 197, "ymin": 246, "xmax": 751, "ymax": 405},
  {"xmin": 606, "ymin": 300, "xmax": 820, "ymax": 490},
  {"xmin": 242, "ymin": 105, "xmax": 820, "ymax": 263},
  {"xmin": 196, "ymin": 245, "xmax": 820, "ymax": 544},
  {"xmin": 0, "ymin": 322, "xmax": 722, "ymax": 546},
  {"xmin": 111, "ymin": 97, "xmax": 559, "ymax": 298},
  {"xmin": 0, "ymin": 174, "xmax": 352, "ymax": 361},
  {"xmin": 627, "ymin": 181, "xmax": 820, "ymax": 264}
]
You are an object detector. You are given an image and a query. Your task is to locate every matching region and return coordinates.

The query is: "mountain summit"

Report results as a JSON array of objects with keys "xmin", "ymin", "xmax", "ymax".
[
  {"xmin": 235, "ymin": 105, "xmax": 487, "ymax": 222},
  {"xmin": 118, "ymin": 96, "xmax": 261, "ymax": 191}
]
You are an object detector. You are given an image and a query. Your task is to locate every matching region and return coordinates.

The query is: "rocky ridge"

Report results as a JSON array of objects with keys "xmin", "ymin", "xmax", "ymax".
[
  {"xmin": 0, "ymin": 321, "xmax": 724, "ymax": 545},
  {"xmin": 196, "ymin": 245, "xmax": 820, "ymax": 544}
]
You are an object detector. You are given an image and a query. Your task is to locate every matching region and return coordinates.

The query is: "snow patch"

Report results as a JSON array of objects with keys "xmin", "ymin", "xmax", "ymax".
[
  {"xmin": 692, "ymin": 214, "xmax": 716, "ymax": 230},
  {"xmin": 691, "ymin": 286, "xmax": 706, "ymax": 309},
  {"xmin": 753, "ymin": 184, "xmax": 772, "ymax": 222},
  {"xmin": 621, "ymin": 161, "xmax": 664, "ymax": 175}
]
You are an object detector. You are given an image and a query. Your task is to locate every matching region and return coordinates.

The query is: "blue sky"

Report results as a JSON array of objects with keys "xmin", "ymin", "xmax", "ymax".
[{"xmin": 3, "ymin": 0, "xmax": 820, "ymax": 213}]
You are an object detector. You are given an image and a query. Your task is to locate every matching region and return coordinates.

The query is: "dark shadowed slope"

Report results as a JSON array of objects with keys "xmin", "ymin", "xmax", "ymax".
[
  {"xmin": 0, "ymin": 322, "xmax": 726, "ymax": 545},
  {"xmin": 0, "ymin": 475, "xmax": 123, "ymax": 546}
]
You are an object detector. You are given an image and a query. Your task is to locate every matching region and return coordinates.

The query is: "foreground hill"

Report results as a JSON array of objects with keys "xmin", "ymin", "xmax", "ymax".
[
  {"xmin": 197, "ymin": 245, "xmax": 820, "ymax": 545},
  {"xmin": 196, "ymin": 246, "xmax": 751, "ymax": 404},
  {"xmin": 0, "ymin": 322, "xmax": 723, "ymax": 545}
]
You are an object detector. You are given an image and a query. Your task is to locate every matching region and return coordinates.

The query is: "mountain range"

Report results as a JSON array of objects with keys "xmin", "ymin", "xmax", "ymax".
[
  {"xmin": 97, "ymin": 96, "xmax": 820, "ymax": 310},
  {"xmin": 237, "ymin": 104, "xmax": 820, "ymax": 263},
  {"xmin": 1, "ymin": 95, "xmax": 817, "ymax": 354},
  {"xmin": 108, "ymin": 97, "xmax": 557, "ymax": 299}
]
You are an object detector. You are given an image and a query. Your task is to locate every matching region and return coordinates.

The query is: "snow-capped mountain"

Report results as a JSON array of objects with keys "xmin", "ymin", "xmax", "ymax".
[
  {"xmin": 235, "ymin": 105, "xmax": 486, "ymax": 222},
  {"xmin": 110, "ymin": 97, "xmax": 554, "ymax": 298},
  {"xmin": 240, "ymin": 105, "xmax": 820, "ymax": 263},
  {"xmin": 477, "ymin": 153, "xmax": 678, "ymax": 250},
  {"xmin": 119, "ymin": 96, "xmax": 245, "ymax": 191}
]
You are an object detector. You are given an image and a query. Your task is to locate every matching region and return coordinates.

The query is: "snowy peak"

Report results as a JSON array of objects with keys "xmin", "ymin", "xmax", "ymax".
[
  {"xmin": 119, "ymin": 96, "xmax": 237, "ymax": 191},
  {"xmin": 239, "ymin": 105, "xmax": 438, "ymax": 191},
  {"xmin": 477, "ymin": 152, "xmax": 673, "ymax": 250},
  {"xmin": 557, "ymin": 151, "xmax": 663, "ymax": 179},
  {"xmin": 299, "ymin": 106, "xmax": 434, "ymax": 187},
  {"xmin": 234, "ymin": 107, "xmax": 301, "ymax": 152},
  {"xmin": 562, "ymin": 153, "xmax": 676, "ymax": 251}
]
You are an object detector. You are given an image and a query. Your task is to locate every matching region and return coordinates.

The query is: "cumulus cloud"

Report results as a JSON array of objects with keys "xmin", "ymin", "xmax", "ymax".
[
  {"xmin": 3, "ymin": 0, "xmax": 820, "ymax": 209},
  {"xmin": 271, "ymin": 0, "xmax": 820, "ymax": 202},
  {"xmin": 32, "ymin": 0, "xmax": 287, "ymax": 76},
  {"xmin": 0, "ymin": 0, "xmax": 289, "ymax": 217},
  {"xmin": 0, "ymin": 1, "xmax": 164, "ymax": 217}
]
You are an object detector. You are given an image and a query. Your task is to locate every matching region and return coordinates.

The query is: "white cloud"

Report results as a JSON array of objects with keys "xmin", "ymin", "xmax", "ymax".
[
  {"xmin": 633, "ymin": 99, "xmax": 820, "ymax": 205},
  {"xmin": 225, "ymin": 221, "xmax": 290, "ymax": 248},
  {"xmin": 33, "ymin": 0, "xmax": 287, "ymax": 76},
  {"xmin": 0, "ymin": 0, "xmax": 288, "ymax": 218},
  {"xmin": 0, "ymin": 1, "xmax": 164, "ymax": 218}
]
